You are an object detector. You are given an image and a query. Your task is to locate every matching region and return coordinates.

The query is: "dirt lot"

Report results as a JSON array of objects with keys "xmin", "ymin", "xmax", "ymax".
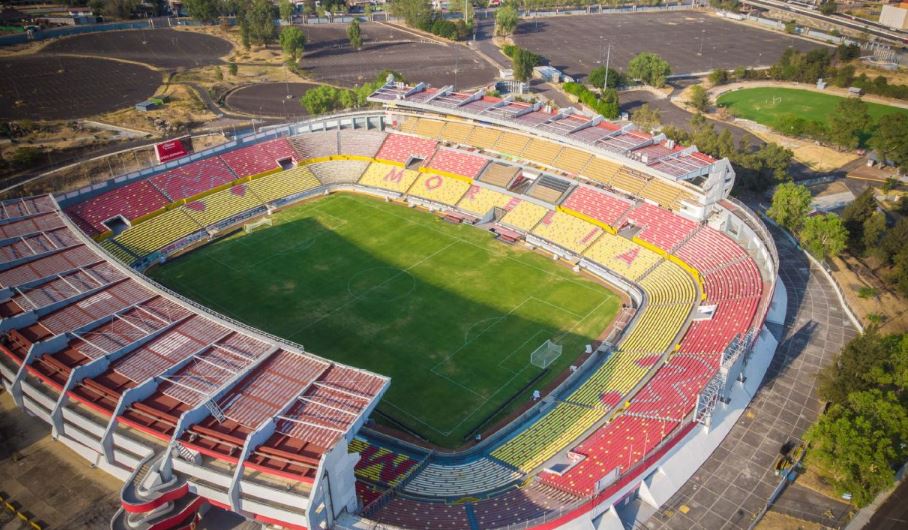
[
  {"xmin": 225, "ymin": 82, "xmax": 316, "ymax": 118},
  {"xmin": 0, "ymin": 392, "xmax": 120, "ymax": 529},
  {"xmin": 300, "ymin": 23, "xmax": 496, "ymax": 89},
  {"xmin": 41, "ymin": 29, "xmax": 233, "ymax": 70},
  {"xmin": 514, "ymin": 11, "xmax": 823, "ymax": 80},
  {"xmin": 0, "ymin": 55, "xmax": 162, "ymax": 121}
]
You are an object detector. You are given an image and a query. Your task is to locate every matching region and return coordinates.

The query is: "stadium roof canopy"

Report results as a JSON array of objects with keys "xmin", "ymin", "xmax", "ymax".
[{"xmin": 369, "ymin": 81, "xmax": 717, "ymax": 182}]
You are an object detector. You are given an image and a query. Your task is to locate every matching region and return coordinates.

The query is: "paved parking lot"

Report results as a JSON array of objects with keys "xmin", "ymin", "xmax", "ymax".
[
  {"xmin": 301, "ymin": 23, "xmax": 497, "ymax": 89},
  {"xmin": 514, "ymin": 11, "xmax": 824, "ymax": 79}
]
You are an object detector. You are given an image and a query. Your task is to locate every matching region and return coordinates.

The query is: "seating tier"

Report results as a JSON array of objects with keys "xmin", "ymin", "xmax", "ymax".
[
  {"xmin": 582, "ymin": 233, "xmax": 662, "ymax": 281},
  {"xmin": 562, "ymin": 186, "xmax": 633, "ymax": 229},
  {"xmin": 358, "ymin": 163, "xmax": 420, "ymax": 194},
  {"xmin": 66, "ymin": 180, "xmax": 169, "ymax": 235},
  {"xmin": 426, "ymin": 148, "xmax": 488, "ymax": 179},
  {"xmin": 375, "ymin": 134, "xmax": 438, "ymax": 164},
  {"xmin": 183, "ymin": 184, "xmax": 264, "ymax": 227},
  {"xmin": 219, "ymin": 138, "xmax": 296, "ymax": 178},
  {"xmin": 112, "ymin": 209, "xmax": 202, "ymax": 259},
  {"xmin": 531, "ymin": 211, "xmax": 602, "ymax": 255},
  {"xmin": 289, "ymin": 132, "xmax": 338, "ymax": 159},
  {"xmin": 307, "ymin": 160, "xmax": 369, "ymax": 185},
  {"xmin": 627, "ymin": 203, "xmax": 699, "ymax": 252},
  {"xmin": 149, "ymin": 157, "xmax": 235, "ymax": 202},
  {"xmin": 337, "ymin": 129, "xmax": 387, "ymax": 158},
  {"xmin": 408, "ymin": 173, "xmax": 471, "ymax": 207},
  {"xmin": 455, "ymin": 185, "xmax": 512, "ymax": 216},
  {"xmin": 245, "ymin": 165, "xmax": 321, "ymax": 203},
  {"xmin": 500, "ymin": 201, "xmax": 548, "ymax": 232}
]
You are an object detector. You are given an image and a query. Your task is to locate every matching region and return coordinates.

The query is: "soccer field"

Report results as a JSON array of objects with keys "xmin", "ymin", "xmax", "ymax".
[
  {"xmin": 148, "ymin": 193, "xmax": 621, "ymax": 447},
  {"xmin": 717, "ymin": 87, "xmax": 908, "ymax": 130}
]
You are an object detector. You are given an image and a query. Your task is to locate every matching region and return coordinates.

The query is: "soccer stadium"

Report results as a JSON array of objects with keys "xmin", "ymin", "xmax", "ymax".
[{"xmin": 0, "ymin": 77, "xmax": 784, "ymax": 530}]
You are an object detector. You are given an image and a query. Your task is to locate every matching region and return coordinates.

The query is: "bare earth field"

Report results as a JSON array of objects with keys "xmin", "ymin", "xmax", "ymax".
[
  {"xmin": 300, "ymin": 23, "xmax": 496, "ymax": 89},
  {"xmin": 41, "ymin": 28, "xmax": 233, "ymax": 69},
  {"xmin": 225, "ymin": 82, "xmax": 317, "ymax": 118},
  {"xmin": 514, "ymin": 11, "xmax": 824, "ymax": 80},
  {"xmin": 0, "ymin": 55, "xmax": 162, "ymax": 120}
]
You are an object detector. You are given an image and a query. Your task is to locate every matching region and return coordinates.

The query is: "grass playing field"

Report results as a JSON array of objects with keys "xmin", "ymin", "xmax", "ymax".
[
  {"xmin": 148, "ymin": 193, "xmax": 620, "ymax": 447},
  {"xmin": 717, "ymin": 87, "xmax": 908, "ymax": 130}
]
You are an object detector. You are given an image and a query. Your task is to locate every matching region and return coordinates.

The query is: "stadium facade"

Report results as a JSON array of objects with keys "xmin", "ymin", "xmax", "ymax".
[{"xmin": 0, "ymin": 79, "xmax": 782, "ymax": 530}]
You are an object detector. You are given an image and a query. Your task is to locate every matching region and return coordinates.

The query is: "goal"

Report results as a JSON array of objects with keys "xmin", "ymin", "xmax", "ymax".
[
  {"xmin": 244, "ymin": 216, "xmax": 273, "ymax": 234},
  {"xmin": 530, "ymin": 339, "xmax": 563, "ymax": 369}
]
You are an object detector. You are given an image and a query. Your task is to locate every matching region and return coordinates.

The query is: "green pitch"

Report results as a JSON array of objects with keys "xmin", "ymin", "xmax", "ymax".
[
  {"xmin": 717, "ymin": 87, "xmax": 908, "ymax": 130},
  {"xmin": 148, "ymin": 193, "xmax": 620, "ymax": 447}
]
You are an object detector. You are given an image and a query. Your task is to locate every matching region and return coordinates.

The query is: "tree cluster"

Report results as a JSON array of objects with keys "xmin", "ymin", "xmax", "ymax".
[
  {"xmin": 299, "ymin": 71, "xmax": 404, "ymax": 115},
  {"xmin": 772, "ymin": 95, "xmax": 906, "ymax": 167},
  {"xmin": 763, "ymin": 47, "xmax": 908, "ymax": 101},
  {"xmin": 501, "ymin": 45, "xmax": 541, "ymax": 83},
  {"xmin": 563, "ymin": 82, "xmax": 619, "ymax": 119},
  {"xmin": 627, "ymin": 52, "xmax": 671, "ymax": 88},
  {"xmin": 842, "ymin": 190, "xmax": 908, "ymax": 298},
  {"xmin": 662, "ymin": 114, "xmax": 793, "ymax": 192},
  {"xmin": 389, "ymin": 0, "xmax": 471, "ymax": 40},
  {"xmin": 767, "ymin": 182, "xmax": 848, "ymax": 259},
  {"xmin": 495, "ymin": 4, "xmax": 519, "ymax": 36},
  {"xmin": 588, "ymin": 66, "xmax": 623, "ymax": 90},
  {"xmin": 807, "ymin": 328, "xmax": 908, "ymax": 507}
]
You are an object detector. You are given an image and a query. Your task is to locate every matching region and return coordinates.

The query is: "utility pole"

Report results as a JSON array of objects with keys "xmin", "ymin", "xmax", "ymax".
[{"xmin": 604, "ymin": 43, "xmax": 611, "ymax": 89}]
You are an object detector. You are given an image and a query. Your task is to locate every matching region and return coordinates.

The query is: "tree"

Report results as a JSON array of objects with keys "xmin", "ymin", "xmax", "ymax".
[
  {"xmin": 871, "ymin": 114, "xmax": 908, "ymax": 172},
  {"xmin": 708, "ymin": 68, "xmax": 729, "ymax": 86},
  {"xmin": 756, "ymin": 142, "xmax": 794, "ymax": 183},
  {"xmin": 348, "ymin": 18, "xmax": 362, "ymax": 50},
  {"xmin": 819, "ymin": 0, "xmax": 837, "ymax": 15},
  {"xmin": 806, "ymin": 389, "xmax": 908, "ymax": 507},
  {"xmin": 627, "ymin": 52, "xmax": 671, "ymax": 88},
  {"xmin": 279, "ymin": 0, "xmax": 293, "ymax": 22},
  {"xmin": 279, "ymin": 26, "xmax": 306, "ymax": 60},
  {"xmin": 841, "ymin": 188, "xmax": 877, "ymax": 253},
  {"xmin": 390, "ymin": 0, "xmax": 434, "ymax": 30},
  {"xmin": 183, "ymin": 0, "xmax": 220, "ymax": 22},
  {"xmin": 495, "ymin": 4, "xmax": 519, "ymax": 36},
  {"xmin": 879, "ymin": 218, "xmax": 908, "ymax": 264},
  {"xmin": 784, "ymin": 20, "xmax": 798, "ymax": 34},
  {"xmin": 104, "ymin": 0, "xmax": 139, "ymax": 18},
  {"xmin": 512, "ymin": 47, "xmax": 537, "ymax": 83},
  {"xmin": 687, "ymin": 85, "xmax": 710, "ymax": 112},
  {"xmin": 241, "ymin": 20, "xmax": 251, "ymax": 49},
  {"xmin": 243, "ymin": 0, "xmax": 277, "ymax": 46},
  {"xmin": 768, "ymin": 182, "xmax": 811, "ymax": 232},
  {"xmin": 863, "ymin": 211, "xmax": 886, "ymax": 254},
  {"xmin": 828, "ymin": 97, "xmax": 871, "ymax": 150},
  {"xmin": 588, "ymin": 66, "xmax": 621, "ymax": 89},
  {"xmin": 631, "ymin": 104, "xmax": 661, "ymax": 132},
  {"xmin": 301, "ymin": 85, "xmax": 341, "ymax": 114},
  {"xmin": 228, "ymin": 62, "xmax": 238, "ymax": 76},
  {"xmin": 800, "ymin": 213, "xmax": 848, "ymax": 259}
]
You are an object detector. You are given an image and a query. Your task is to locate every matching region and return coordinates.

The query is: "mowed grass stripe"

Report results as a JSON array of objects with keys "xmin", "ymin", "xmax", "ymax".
[{"xmin": 148, "ymin": 193, "xmax": 620, "ymax": 447}]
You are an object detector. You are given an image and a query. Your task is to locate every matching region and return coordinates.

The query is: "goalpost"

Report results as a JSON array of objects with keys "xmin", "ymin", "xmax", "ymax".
[
  {"xmin": 530, "ymin": 339, "xmax": 563, "ymax": 370},
  {"xmin": 244, "ymin": 216, "xmax": 273, "ymax": 234}
]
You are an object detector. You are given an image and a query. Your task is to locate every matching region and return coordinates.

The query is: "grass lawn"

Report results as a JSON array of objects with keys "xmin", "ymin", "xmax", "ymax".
[
  {"xmin": 717, "ymin": 87, "xmax": 908, "ymax": 130},
  {"xmin": 148, "ymin": 193, "xmax": 620, "ymax": 447}
]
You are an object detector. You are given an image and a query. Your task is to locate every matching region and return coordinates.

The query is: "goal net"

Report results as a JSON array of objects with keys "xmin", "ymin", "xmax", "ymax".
[
  {"xmin": 244, "ymin": 217, "xmax": 272, "ymax": 234},
  {"xmin": 530, "ymin": 339, "xmax": 563, "ymax": 369}
]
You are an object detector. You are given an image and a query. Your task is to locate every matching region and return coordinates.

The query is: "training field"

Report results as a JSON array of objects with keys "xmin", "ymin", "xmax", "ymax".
[
  {"xmin": 718, "ymin": 87, "xmax": 908, "ymax": 130},
  {"xmin": 149, "ymin": 194, "xmax": 620, "ymax": 447}
]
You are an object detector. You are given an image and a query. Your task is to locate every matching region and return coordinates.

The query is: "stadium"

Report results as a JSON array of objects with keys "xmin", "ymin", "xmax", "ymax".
[{"xmin": 0, "ymin": 77, "xmax": 783, "ymax": 530}]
